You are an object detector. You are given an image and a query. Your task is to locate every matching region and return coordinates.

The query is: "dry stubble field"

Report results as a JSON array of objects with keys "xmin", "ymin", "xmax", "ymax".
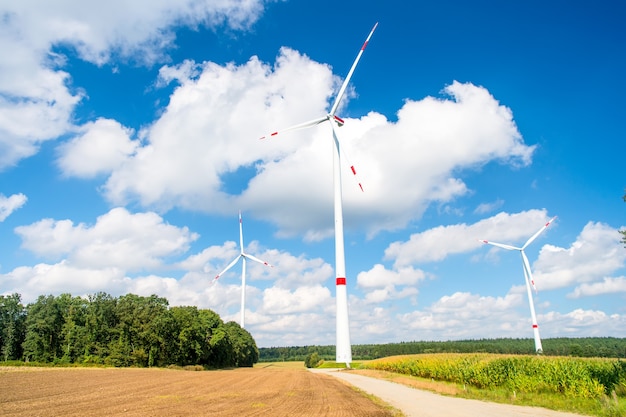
[{"xmin": 0, "ymin": 365, "xmax": 398, "ymax": 416}]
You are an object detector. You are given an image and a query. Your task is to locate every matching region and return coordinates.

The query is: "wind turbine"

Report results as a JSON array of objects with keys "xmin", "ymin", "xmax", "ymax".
[
  {"xmin": 260, "ymin": 23, "xmax": 378, "ymax": 366},
  {"xmin": 213, "ymin": 211, "xmax": 272, "ymax": 328},
  {"xmin": 478, "ymin": 216, "xmax": 556, "ymax": 353}
]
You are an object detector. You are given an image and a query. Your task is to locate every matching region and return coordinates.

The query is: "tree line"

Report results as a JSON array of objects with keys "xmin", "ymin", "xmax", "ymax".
[
  {"xmin": 0, "ymin": 292, "xmax": 258, "ymax": 368},
  {"xmin": 260, "ymin": 337, "xmax": 626, "ymax": 362}
]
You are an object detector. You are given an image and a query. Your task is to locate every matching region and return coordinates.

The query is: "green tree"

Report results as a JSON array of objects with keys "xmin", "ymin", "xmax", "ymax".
[
  {"xmin": 84, "ymin": 292, "xmax": 118, "ymax": 363},
  {"xmin": 108, "ymin": 294, "xmax": 169, "ymax": 367},
  {"xmin": 58, "ymin": 294, "xmax": 89, "ymax": 363},
  {"xmin": 22, "ymin": 295, "xmax": 66, "ymax": 362},
  {"xmin": 0, "ymin": 293, "xmax": 26, "ymax": 361},
  {"xmin": 224, "ymin": 321, "xmax": 258, "ymax": 367},
  {"xmin": 198, "ymin": 309, "xmax": 234, "ymax": 368},
  {"xmin": 169, "ymin": 306, "xmax": 208, "ymax": 365}
]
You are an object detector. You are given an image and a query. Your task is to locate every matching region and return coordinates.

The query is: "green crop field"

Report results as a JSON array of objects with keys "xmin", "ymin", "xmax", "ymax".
[{"xmin": 361, "ymin": 353, "xmax": 626, "ymax": 417}]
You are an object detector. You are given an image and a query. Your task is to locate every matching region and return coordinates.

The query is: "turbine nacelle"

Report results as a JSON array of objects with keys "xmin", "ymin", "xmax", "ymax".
[{"xmin": 332, "ymin": 115, "xmax": 345, "ymax": 126}]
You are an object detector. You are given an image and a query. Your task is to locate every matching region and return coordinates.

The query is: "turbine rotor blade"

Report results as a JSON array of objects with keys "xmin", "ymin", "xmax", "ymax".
[
  {"xmin": 521, "ymin": 250, "xmax": 538, "ymax": 292},
  {"xmin": 239, "ymin": 211, "xmax": 244, "ymax": 254},
  {"xmin": 243, "ymin": 253, "xmax": 273, "ymax": 268},
  {"xmin": 523, "ymin": 216, "xmax": 557, "ymax": 249},
  {"xmin": 330, "ymin": 122, "xmax": 364, "ymax": 192},
  {"xmin": 329, "ymin": 22, "xmax": 378, "ymax": 117},
  {"xmin": 259, "ymin": 116, "xmax": 328, "ymax": 140},
  {"xmin": 213, "ymin": 255, "xmax": 241, "ymax": 282},
  {"xmin": 478, "ymin": 239, "xmax": 520, "ymax": 251}
]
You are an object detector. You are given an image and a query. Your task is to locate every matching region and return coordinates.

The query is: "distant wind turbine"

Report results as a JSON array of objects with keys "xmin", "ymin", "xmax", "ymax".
[
  {"xmin": 213, "ymin": 211, "xmax": 272, "ymax": 328},
  {"xmin": 478, "ymin": 216, "xmax": 557, "ymax": 353},
  {"xmin": 260, "ymin": 23, "xmax": 378, "ymax": 366}
]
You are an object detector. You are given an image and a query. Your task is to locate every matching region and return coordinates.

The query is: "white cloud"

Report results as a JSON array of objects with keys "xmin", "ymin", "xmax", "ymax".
[
  {"xmin": 93, "ymin": 41, "xmax": 535, "ymax": 239},
  {"xmin": 261, "ymin": 285, "xmax": 332, "ymax": 314},
  {"xmin": 0, "ymin": 261, "xmax": 129, "ymax": 301},
  {"xmin": 14, "ymin": 207, "xmax": 198, "ymax": 270},
  {"xmin": 384, "ymin": 209, "xmax": 551, "ymax": 267},
  {"xmin": 533, "ymin": 221, "xmax": 626, "ymax": 290},
  {"xmin": 0, "ymin": 193, "xmax": 27, "ymax": 221},
  {"xmin": 474, "ymin": 198, "xmax": 504, "ymax": 215},
  {"xmin": 3, "ymin": 0, "xmax": 265, "ymax": 66},
  {"xmin": 396, "ymin": 291, "xmax": 525, "ymax": 340},
  {"xmin": 56, "ymin": 118, "xmax": 139, "ymax": 178},
  {"xmin": 0, "ymin": 0, "xmax": 267, "ymax": 169},
  {"xmin": 568, "ymin": 276, "xmax": 626, "ymax": 298},
  {"xmin": 540, "ymin": 309, "xmax": 626, "ymax": 336},
  {"xmin": 357, "ymin": 263, "xmax": 427, "ymax": 288}
]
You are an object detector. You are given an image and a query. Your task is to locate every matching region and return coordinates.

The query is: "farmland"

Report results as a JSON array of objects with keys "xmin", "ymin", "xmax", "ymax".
[{"xmin": 0, "ymin": 365, "xmax": 399, "ymax": 416}]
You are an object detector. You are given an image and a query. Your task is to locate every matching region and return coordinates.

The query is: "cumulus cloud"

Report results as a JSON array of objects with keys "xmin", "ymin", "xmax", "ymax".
[
  {"xmin": 540, "ymin": 309, "xmax": 626, "ymax": 336},
  {"xmin": 0, "ymin": 261, "xmax": 129, "ymax": 302},
  {"xmin": 56, "ymin": 118, "xmax": 139, "ymax": 178},
  {"xmin": 92, "ymin": 40, "xmax": 535, "ymax": 239},
  {"xmin": 14, "ymin": 207, "xmax": 199, "ymax": 270},
  {"xmin": 384, "ymin": 209, "xmax": 552, "ymax": 267},
  {"xmin": 396, "ymin": 291, "xmax": 525, "ymax": 340},
  {"xmin": 261, "ymin": 285, "xmax": 332, "ymax": 314},
  {"xmin": 474, "ymin": 198, "xmax": 504, "ymax": 215},
  {"xmin": 533, "ymin": 221, "xmax": 626, "ymax": 290},
  {"xmin": 0, "ymin": 193, "xmax": 27, "ymax": 221},
  {"xmin": 0, "ymin": 0, "xmax": 267, "ymax": 169},
  {"xmin": 568, "ymin": 276, "xmax": 626, "ymax": 298}
]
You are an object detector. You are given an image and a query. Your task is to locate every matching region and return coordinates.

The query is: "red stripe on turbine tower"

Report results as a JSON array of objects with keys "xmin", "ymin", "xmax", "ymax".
[{"xmin": 336, "ymin": 277, "xmax": 346, "ymax": 285}]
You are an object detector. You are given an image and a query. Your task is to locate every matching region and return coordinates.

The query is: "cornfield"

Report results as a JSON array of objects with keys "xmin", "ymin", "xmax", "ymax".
[{"xmin": 364, "ymin": 353, "xmax": 626, "ymax": 399}]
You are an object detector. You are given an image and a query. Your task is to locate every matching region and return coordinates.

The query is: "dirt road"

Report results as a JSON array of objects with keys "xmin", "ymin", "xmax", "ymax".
[{"xmin": 311, "ymin": 368, "xmax": 590, "ymax": 417}]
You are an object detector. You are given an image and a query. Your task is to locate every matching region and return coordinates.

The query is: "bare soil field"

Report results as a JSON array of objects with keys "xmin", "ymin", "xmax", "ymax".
[{"xmin": 0, "ymin": 365, "xmax": 398, "ymax": 417}]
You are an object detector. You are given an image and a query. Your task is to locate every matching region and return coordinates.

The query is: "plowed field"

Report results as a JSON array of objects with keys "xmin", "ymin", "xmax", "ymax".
[{"xmin": 0, "ymin": 366, "xmax": 397, "ymax": 416}]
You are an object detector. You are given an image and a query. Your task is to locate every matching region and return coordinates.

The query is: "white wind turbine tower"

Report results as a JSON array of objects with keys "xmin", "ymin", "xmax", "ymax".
[
  {"xmin": 213, "ymin": 211, "xmax": 272, "ymax": 328},
  {"xmin": 478, "ymin": 216, "xmax": 556, "ymax": 354},
  {"xmin": 260, "ymin": 23, "xmax": 378, "ymax": 366}
]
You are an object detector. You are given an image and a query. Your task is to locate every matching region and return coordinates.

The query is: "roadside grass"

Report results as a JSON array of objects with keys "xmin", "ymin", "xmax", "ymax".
[{"xmin": 354, "ymin": 355, "xmax": 626, "ymax": 417}]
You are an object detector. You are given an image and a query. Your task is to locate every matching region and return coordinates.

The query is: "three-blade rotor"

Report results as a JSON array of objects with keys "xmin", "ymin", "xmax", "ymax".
[
  {"xmin": 478, "ymin": 216, "xmax": 557, "ymax": 292},
  {"xmin": 213, "ymin": 211, "xmax": 272, "ymax": 283},
  {"xmin": 259, "ymin": 23, "xmax": 378, "ymax": 193}
]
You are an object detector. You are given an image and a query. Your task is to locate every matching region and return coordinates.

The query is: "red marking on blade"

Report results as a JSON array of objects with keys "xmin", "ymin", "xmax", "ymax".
[
  {"xmin": 336, "ymin": 277, "xmax": 346, "ymax": 285},
  {"xmin": 271, "ymin": 132, "xmax": 278, "ymax": 136},
  {"xmin": 351, "ymin": 166, "xmax": 356, "ymax": 175},
  {"xmin": 334, "ymin": 115, "xmax": 344, "ymax": 125},
  {"xmin": 361, "ymin": 40, "xmax": 369, "ymax": 51},
  {"xmin": 532, "ymin": 324, "xmax": 538, "ymax": 328},
  {"xmin": 358, "ymin": 183, "xmax": 363, "ymax": 192}
]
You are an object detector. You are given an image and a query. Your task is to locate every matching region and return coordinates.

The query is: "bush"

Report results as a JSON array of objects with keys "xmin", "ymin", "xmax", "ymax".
[{"xmin": 304, "ymin": 352, "xmax": 321, "ymax": 368}]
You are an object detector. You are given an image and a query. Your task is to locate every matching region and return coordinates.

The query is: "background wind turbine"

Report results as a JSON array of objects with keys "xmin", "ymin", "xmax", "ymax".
[
  {"xmin": 260, "ymin": 23, "xmax": 378, "ymax": 366},
  {"xmin": 478, "ymin": 216, "xmax": 557, "ymax": 353},
  {"xmin": 213, "ymin": 211, "xmax": 272, "ymax": 328}
]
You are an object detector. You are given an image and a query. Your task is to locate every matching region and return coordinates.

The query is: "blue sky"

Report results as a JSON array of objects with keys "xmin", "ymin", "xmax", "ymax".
[{"xmin": 1, "ymin": 0, "xmax": 625, "ymax": 348}]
